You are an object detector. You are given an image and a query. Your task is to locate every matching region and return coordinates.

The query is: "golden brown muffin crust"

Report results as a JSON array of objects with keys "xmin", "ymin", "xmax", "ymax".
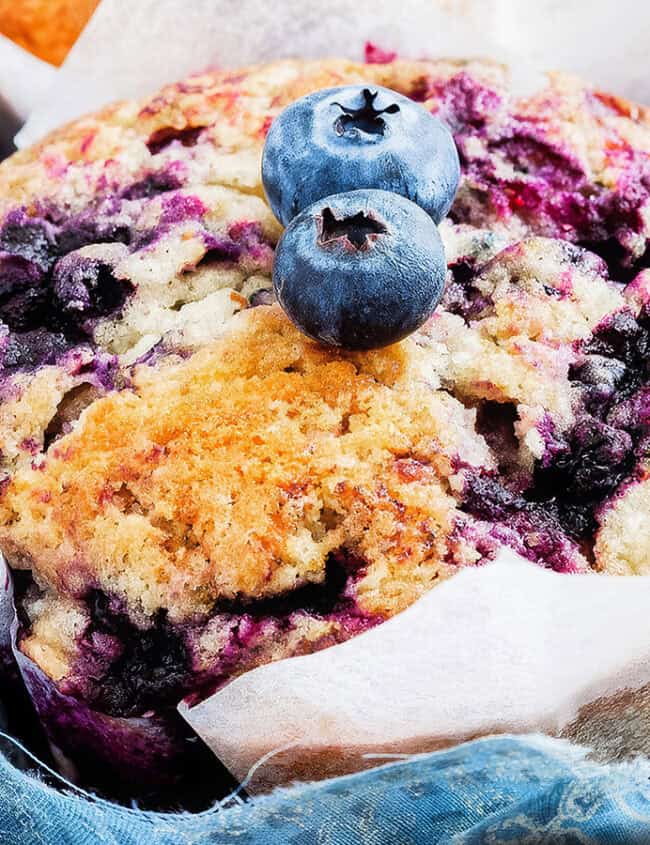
[
  {"xmin": 0, "ymin": 0, "xmax": 99, "ymax": 65},
  {"xmin": 0, "ymin": 305, "xmax": 493, "ymax": 621}
]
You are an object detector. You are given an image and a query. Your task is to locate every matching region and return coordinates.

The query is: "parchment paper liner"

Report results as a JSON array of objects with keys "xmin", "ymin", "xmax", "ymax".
[
  {"xmin": 15, "ymin": 0, "xmax": 650, "ymax": 148},
  {"xmin": 180, "ymin": 550, "xmax": 650, "ymax": 793}
]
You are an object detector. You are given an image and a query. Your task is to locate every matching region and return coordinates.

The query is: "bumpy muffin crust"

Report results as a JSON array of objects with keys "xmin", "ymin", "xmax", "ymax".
[
  {"xmin": 1, "ymin": 52, "xmax": 650, "ymax": 714},
  {"xmin": 2, "ymin": 306, "xmax": 492, "ymax": 620}
]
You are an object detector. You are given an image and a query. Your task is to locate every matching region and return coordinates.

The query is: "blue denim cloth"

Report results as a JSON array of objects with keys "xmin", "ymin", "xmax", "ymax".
[{"xmin": 2, "ymin": 734, "xmax": 650, "ymax": 844}]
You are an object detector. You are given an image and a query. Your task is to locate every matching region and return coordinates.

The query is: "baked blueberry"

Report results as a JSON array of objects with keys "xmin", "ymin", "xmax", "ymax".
[
  {"xmin": 262, "ymin": 85, "xmax": 460, "ymax": 225},
  {"xmin": 0, "ymin": 212, "xmax": 57, "ymax": 272},
  {"xmin": 52, "ymin": 253, "xmax": 131, "ymax": 331},
  {"xmin": 272, "ymin": 189, "xmax": 446, "ymax": 349}
]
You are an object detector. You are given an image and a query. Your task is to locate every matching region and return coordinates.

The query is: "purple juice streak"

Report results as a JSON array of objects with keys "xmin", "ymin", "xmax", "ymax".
[
  {"xmin": 160, "ymin": 193, "xmax": 206, "ymax": 225},
  {"xmin": 120, "ymin": 169, "xmax": 184, "ymax": 201},
  {"xmin": 227, "ymin": 220, "xmax": 276, "ymax": 260},
  {"xmin": 199, "ymin": 221, "xmax": 275, "ymax": 266},
  {"xmin": 415, "ymin": 72, "xmax": 503, "ymax": 130},
  {"xmin": 491, "ymin": 124, "xmax": 586, "ymax": 189},
  {"xmin": 201, "ymin": 232, "xmax": 243, "ymax": 263},
  {"xmin": 131, "ymin": 338, "xmax": 193, "ymax": 368},
  {"xmin": 421, "ymin": 71, "xmax": 650, "ymax": 265},
  {"xmin": 58, "ymin": 347, "xmax": 119, "ymax": 391}
]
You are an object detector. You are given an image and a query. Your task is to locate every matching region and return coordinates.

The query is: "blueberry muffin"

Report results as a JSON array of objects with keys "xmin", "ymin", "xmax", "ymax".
[
  {"xmin": 0, "ymin": 0, "xmax": 99, "ymax": 66},
  {"xmin": 1, "ymin": 50, "xmax": 650, "ymax": 793}
]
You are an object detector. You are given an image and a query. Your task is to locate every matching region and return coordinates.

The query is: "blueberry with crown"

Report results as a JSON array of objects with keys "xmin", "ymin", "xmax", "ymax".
[
  {"xmin": 264, "ymin": 84, "xmax": 459, "ymax": 348},
  {"xmin": 273, "ymin": 189, "xmax": 446, "ymax": 349},
  {"xmin": 262, "ymin": 84, "xmax": 460, "ymax": 226}
]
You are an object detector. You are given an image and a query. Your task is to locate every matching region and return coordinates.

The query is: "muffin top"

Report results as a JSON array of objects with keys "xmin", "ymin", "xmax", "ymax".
[
  {"xmin": 1, "ymin": 53, "xmax": 650, "ymax": 699},
  {"xmin": 1, "ymin": 305, "xmax": 492, "ymax": 622}
]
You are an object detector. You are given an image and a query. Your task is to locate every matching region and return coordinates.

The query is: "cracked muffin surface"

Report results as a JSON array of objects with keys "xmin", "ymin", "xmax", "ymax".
[
  {"xmin": 2, "ymin": 306, "xmax": 496, "ymax": 712},
  {"xmin": 1, "ymin": 52, "xmax": 650, "ymax": 730}
]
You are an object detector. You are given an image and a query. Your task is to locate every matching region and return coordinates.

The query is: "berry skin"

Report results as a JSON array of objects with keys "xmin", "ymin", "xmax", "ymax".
[
  {"xmin": 262, "ymin": 85, "xmax": 460, "ymax": 225},
  {"xmin": 52, "ymin": 253, "xmax": 130, "ymax": 327},
  {"xmin": 272, "ymin": 189, "xmax": 446, "ymax": 350}
]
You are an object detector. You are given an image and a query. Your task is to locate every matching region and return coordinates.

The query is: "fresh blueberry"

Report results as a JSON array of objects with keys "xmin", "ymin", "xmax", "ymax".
[
  {"xmin": 262, "ymin": 85, "xmax": 460, "ymax": 225},
  {"xmin": 272, "ymin": 189, "xmax": 446, "ymax": 349}
]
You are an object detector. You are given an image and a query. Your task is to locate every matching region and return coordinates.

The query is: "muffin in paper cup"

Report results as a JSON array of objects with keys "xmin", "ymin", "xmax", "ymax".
[
  {"xmin": 2, "ymin": 557, "xmax": 234, "ymax": 803},
  {"xmin": 12, "ymin": 631, "xmax": 224, "ymax": 801},
  {"xmin": 0, "ymin": 50, "xmax": 650, "ymax": 799}
]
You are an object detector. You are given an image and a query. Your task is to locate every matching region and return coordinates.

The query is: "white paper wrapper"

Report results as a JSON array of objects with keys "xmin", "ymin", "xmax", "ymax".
[
  {"xmin": 14, "ymin": 0, "xmax": 502, "ymax": 146},
  {"xmin": 19, "ymin": 0, "xmax": 650, "ymax": 147},
  {"xmin": 6, "ymin": 0, "xmax": 650, "ymax": 795},
  {"xmin": 0, "ymin": 36, "xmax": 54, "ymax": 122},
  {"xmin": 180, "ymin": 549, "xmax": 650, "ymax": 791}
]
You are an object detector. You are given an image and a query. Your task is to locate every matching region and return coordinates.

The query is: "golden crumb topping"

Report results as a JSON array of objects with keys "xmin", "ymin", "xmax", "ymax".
[{"xmin": 0, "ymin": 306, "xmax": 493, "ymax": 621}]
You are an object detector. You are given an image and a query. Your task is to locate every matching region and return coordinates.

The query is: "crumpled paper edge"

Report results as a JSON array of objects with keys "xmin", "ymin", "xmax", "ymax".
[
  {"xmin": 15, "ymin": 0, "xmax": 650, "ymax": 149},
  {"xmin": 15, "ymin": 0, "xmax": 532, "ymax": 147},
  {"xmin": 180, "ymin": 549, "xmax": 650, "ymax": 792}
]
